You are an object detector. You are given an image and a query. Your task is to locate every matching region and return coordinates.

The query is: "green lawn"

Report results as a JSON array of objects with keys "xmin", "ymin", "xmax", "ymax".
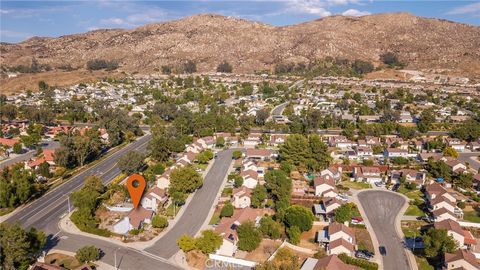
[
  {"xmin": 398, "ymin": 187, "xmax": 422, "ymax": 200},
  {"xmin": 463, "ymin": 210, "xmax": 480, "ymax": 223},
  {"xmin": 209, "ymin": 212, "xmax": 221, "ymax": 225},
  {"xmin": 339, "ymin": 181, "xmax": 371, "ymax": 190},
  {"xmin": 405, "ymin": 205, "xmax": 424, "ymax": 216},
  {"xmin": 165, "ymin": 204, "xmax": 181, "ymax": 218},
  {"xmin": 415, "ymin": 256, "xmax": 434, "ymax": 270},
  {"xmin": 402, "ymin": 227, "xmax": 419, "ymax": 238}
]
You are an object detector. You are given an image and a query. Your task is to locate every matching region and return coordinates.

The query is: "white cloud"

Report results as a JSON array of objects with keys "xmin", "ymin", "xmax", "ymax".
[
  {"xmin": 341, "ymin": 9, "xmax": 370, "ymax": 16},
  {"xmin": 283, "ymin": 0, "xmax": 364, "ymax": 17},
  {"xmin": 99, "ymin": 17, "xmax": 131, "ymax": 27},
  {"xmin": 0, "ymin": 9, "xmax": 13, "ymax": 14},
  {"xmin": 447, "ymin": 2, "xmax": 480, "ymax": 16},
  {"xmin": 286, "ymin": 0, "xmax": 332, "ymax": 17}
]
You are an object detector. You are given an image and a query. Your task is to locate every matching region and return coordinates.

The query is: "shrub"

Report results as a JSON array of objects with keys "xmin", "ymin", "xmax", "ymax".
[
  {"xmin": 86, "ymin": 59, "xmax": 118, "ymax": 71},
  {"xmin": 151, "ymin": 215, "xmax": 169, "ymax": 228},
  {"xmin": 220, "ymin": 202, "xmax": 234, "ymax": 218},
  {"xmin": 216, "ymin": 61, "xmax": 233, "ymax": 73},
  {"xmin": 286, "ymin": 226, "xmax": 301, "ymax": 245},
  {"xmin": 75, "ymin": 246, "xmax": 101, "ymax": 263},
  {"xmin": 338, "ymin": 253, "xmax": 379, "ymax": 270}
]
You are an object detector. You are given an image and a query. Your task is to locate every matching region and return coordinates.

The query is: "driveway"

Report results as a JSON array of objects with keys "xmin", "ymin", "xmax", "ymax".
[
  {"xmin": 145, "ymin": 149, "xmax": 233, "ymax": 258},
  {"xmin": 357, "ymin": 190, "xmax": 412, "ymax": 270},
  {"xmin": 458, "ymin": 152, "xmax": 480, "ymax": 171}
]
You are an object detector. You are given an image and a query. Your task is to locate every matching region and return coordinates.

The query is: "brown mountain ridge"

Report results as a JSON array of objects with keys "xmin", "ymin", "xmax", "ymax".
[{"xmin": 1, "ymin": 13, "xmax": 479, "ymax": 77}]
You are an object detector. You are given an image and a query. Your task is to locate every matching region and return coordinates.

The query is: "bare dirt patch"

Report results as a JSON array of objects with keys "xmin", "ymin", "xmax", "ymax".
[{"xmin": 0, "ymin": 70, "xmax": 125, "ymax": 94}]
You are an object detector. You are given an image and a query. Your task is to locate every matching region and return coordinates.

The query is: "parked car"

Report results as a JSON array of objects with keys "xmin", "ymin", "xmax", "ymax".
[
  {"xmin": 379, "ymin": 246, "xmax": 387, "ymax": 256},
  {"xmin": 375, "ymin": 181, "xmax": 384, "ymax": 187},
  {"xmin": 392, "ymin": 183, "xmax": 400, "ymax": 191}
]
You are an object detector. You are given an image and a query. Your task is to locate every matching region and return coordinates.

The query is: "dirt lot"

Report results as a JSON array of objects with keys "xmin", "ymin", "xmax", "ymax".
[
  {"xmin": 353, "ymin": 226, "xmax": 374, "ymax": 252},
  {"xmin": 298, "ymin": 225, "xmax": 324, "ymax": 250},
  {"xmin": 243, "ymin": 239, "xmax": 282, "ymax": 262},
  {"xmin": 0, "ymin": 69, "xmax": 125, "ymax": 94},
  {"xmin": 45, "ymin": 253, "xmax": 89, "ymax": 270}
]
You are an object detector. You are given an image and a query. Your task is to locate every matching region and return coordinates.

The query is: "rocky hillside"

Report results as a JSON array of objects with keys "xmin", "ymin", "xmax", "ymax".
[{"xmin": 1, "ymin": 13, "xmax": 479, "ymax": 76}]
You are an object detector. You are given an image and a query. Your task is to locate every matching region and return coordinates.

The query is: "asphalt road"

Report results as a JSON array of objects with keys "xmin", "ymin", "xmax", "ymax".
[
  {"xmin": 458, "ymin": 152, "xmax": 480, "ymax": 171},
  {"xmin": 2, "ymin": 133, "xmax": 183, "ymax": 270},
  {"xmin": 5, "ymin": 134, "xmax": 152, "ymax": 229},
  {"xmin": 271, "ymin": 102, "xmax": 288, "ymax": 116},
  {"xmin": 357, "ymin": 190, "xmax": 411, "ymax": 270},
  {"xmin": 145, "ymin": 149, "xmax": 233, "ymax": 258},
  {"xmin": 0, "ymin": 140, "xmax": 60, "ymax": 170}
]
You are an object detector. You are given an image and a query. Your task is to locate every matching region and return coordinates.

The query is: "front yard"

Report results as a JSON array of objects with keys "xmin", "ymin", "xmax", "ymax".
[
  {"xmin": 463, "ymin": 209, "xmax": 480, "ymax": 223},
  {"xmin": 398, "ymin": 186, "xmax": 422, "ymax": 200},
  {"xmin": 404, "ymin": 205, "xmax": 424, "ymax": 216},
  {"xmin": 339, "ymin": 181, "xmax": 371, "ymax": 190}
]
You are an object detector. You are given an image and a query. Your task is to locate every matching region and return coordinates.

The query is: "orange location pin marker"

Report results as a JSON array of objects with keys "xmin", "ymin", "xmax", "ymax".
[{"xmin": 126, "ymin": 174, "xmax": 146, "ymax": 209}]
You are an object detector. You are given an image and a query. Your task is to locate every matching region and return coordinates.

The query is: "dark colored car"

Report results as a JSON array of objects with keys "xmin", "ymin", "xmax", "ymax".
[{"xmin": 379, "ymin": 246, "xmax": 387, "ymax": 256}]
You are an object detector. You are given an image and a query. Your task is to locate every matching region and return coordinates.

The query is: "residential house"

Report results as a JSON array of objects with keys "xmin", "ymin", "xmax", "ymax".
[
  {"xmin": 300, "ymin": 255, "xmax": 359, "ymax": 270},
  {"xmin": 445, "ymin": 138, "xmax": 467, "ymax": 152},
  {"xmin": 197, "ymin": 136, "xmax": 215, "ymax": 149},
  {"xmin": 214, "ymin": 208, "xmax": 263, "ymax": 257},
  {"xmin": 313, "ymin": 197, "xmax": 343, "ymax": 220},
  {"xmin": 320, "ymin": 166, "xmax": 343, "ymax": 183},
  {"xmin": 313, "ymin": 176, "xmax": 338, "ymax": 198},
  {"xmin": 245, "ymin": 148, "xmax": 274, "ymax": 161},
  {"xmin": 112, "ymin": 207, "xmax": 154, "ymax": 235},
  {"xmin": 232, "ymin": 187, "xmax": 252, "ymax": 209},
  {"xmin": 26, "ymin": 149, "xmax": 56, "ymax": 171},
  {"xmin": 0, "ymin": 137, "xmax": 20, "ymax": 149},
  {"xmin": 384, "ymin": 148, "xmax": 409, "ymax": 158},
  {"xmin": 243, "ymin": 134, "xmax": 262, "ymax": 148},
  {"xmin": 443, "ymin": 249, "xmax": 480, "ymax": 270},
  {"xmin": 391, "ymin": 169, "xmax": 426, "ymax": 187},
  {"xmin": 241, "ymin": 170, "xmax": 259, "ymax": 189},
  {"xmin": 445, "ymin": 160, "xmax": 467, "ymax": 174},
  {"xmin": 269, "ymin": 134, "xmax": 288, "ymax": 147},
  {"xmin": 356, "ymin": 146, "xmax": 373, "ymax": 158},
  {"xmin": 352, "ymin": 166, "xmax": 385, "ymax": 184},
  {"xmin": 434, "ymin": 219, "xmax": 477, "ymax": 248},
  {"xmin": 328, "ymin": 136, "xmax": 355, "ymax": 149},
  {"xmin": 140, "ymin": 187, "xmax": 168, "ymax": 211}
]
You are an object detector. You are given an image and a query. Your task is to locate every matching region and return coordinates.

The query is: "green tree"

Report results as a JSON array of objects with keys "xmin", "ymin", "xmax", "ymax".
[
  {"xmin": 75, "ymin": 246, "xmax": 101, "ymax": 263},
  {"xmin": 195, "ymin": 230, "xmax": 223, "ymax": 254},
  {"xmin": 423, "ymin": 228, "xmax": 458, "ymax": 258},
  {"xmin": 170, "ymin": 166, "xmax": 203, "ymax": 193},
  {"xmin": 13, "ymin": 143, "xmax": 22, "ymax": 154},
  {"xmin": 418, "ymin": 109, "xmax": 435, "ymax": 133},
  {"xmin": 251, "ymin": 185, "xmax": 268, "ymax": 208},
  {"xmin": 259, "ymin": 216, "xmax": 282, "ymax": 239},
  {"xmin": 0, "ymin": 223, "xmax": 46, "ymax": 270},
  {"xmin": 37, "ymin": 162, "xmax": 51, "ymax": 178},
  {"xmin": 443, "ymin": 147, "xmax": 459, "ymax": 158},
  {"xmin": 283, "ymin": 205, "xmax": 314, "ymax": 232},
  {"xmin": 118, "ymin": 151, "xmax": 145, "ymax": 174},
  {"xmin": 334, "ymin": 203, "xmax": 354, "ymax": 223},
  {"xmin": 455, "ymin": 173, "xmax": 473, "ymax": 189},
  {"xmin": 286, "ymin": 226, "xmax": 301, "ymax": 245},
  {"xmin": 220, "ymin": 202, "xmax": 234, "ymax": 218},
  {"xmin": 216, "ymin": 137, "xmax": 225, "ymax": 147},
  {"xmin": 237, "ymin": 221, "xmax": 262, "ymax": 252},
  {"xmin": 177, "ymin": 234, "xmax": 196, "ymax": 252},
  {"xmin": 452, "ymin": 119, "xmax": 480, "ymax": 142},
  {"xmin": 196, "ymin": 150, "xmax": 214, "ymax": 164},
  {"xmin": 151, "ymin": 215, "xmax": 169, "ymax": 228},
  {"xmin": 264, "ymin": 170, "xmax": 291, "ymax": 220},
  {"xmin": 232, "ymin": 150, "xmax": 243, "ymax": 159}
]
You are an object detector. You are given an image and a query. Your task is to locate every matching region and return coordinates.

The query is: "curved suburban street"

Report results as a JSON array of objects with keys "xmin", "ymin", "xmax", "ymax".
[
  {"xmin": 145, "ymin": 149, "xmax": 233, "ymax": 258},
  {"xmin": 357, "ymin": 190, "xmax": 412, "ymax": 270}
]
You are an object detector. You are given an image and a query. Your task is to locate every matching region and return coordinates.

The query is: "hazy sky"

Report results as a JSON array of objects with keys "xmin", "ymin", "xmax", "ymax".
[{"xmin": 1, "ymin": 0, "xmax": 479, "ymax": 43}]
